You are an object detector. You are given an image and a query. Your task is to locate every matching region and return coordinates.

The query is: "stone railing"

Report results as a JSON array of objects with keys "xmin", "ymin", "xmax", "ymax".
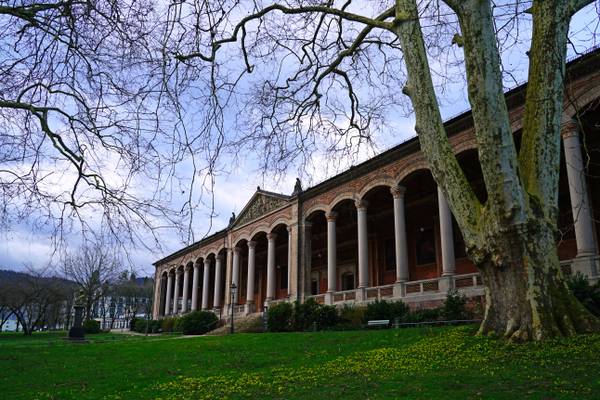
[
  {"xmin": 366, "ymin": 284, "xmax": 395, "ymax": 300},
  {"xmin": 452, "ymin": 273, "xmax": 483, "ymax": 289},
  {"xmin": 333, "ymin": 289, "xmax": 357, "ymax": 303},
  {"xmin": 404, "ymin": 277, "xmax": 441, "ymax": 296},
  {"xmin": 311, "ymin": 294, "xmax": 326, "ymax": 304},
  {"xmin": 560, "ymin": 259, "xmax": 573, "ymax": 276},
  {"xmin": 232, "ymin": 305, "xmax": 245, "ymax": 315}
]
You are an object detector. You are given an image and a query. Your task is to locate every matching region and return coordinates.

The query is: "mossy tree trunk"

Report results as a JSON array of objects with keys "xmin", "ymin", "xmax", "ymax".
[{"xmin": 393, "ymin": 0, "xmax": 600, "ymax": 340}]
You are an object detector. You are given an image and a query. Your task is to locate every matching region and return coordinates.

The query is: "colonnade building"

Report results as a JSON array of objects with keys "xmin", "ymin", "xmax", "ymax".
[{"xmin": 152, "ymin": 49, "xmax": 600, "ymax": 319}]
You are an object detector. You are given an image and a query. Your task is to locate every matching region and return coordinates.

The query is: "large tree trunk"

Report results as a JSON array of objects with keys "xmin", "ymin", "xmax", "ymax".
[{"xmin": 476, "ymin": 219, "xmax": 599, "ymax": 341}]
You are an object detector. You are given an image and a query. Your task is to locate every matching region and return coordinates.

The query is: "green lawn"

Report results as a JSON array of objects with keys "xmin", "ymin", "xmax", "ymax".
[{"xmin": 1, "ymin": 326, "xmax": 599, "ymax": 399}]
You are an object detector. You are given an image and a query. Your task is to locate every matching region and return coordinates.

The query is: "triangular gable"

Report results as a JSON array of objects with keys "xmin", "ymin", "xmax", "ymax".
[{"xmin": 232, "ymin": 190, "xmax": 290, "ymax": 227}]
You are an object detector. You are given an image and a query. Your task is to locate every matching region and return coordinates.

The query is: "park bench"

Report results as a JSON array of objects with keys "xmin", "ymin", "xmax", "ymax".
[{"xmin": 367, "ymin": 319, "xmax": 390, "ymax": 328}]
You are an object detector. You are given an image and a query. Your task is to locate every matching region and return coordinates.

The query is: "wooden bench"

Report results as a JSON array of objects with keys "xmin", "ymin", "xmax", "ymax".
[{"xmin": 367, "ymin": 319, "xmax": 390, "ymax": 328}]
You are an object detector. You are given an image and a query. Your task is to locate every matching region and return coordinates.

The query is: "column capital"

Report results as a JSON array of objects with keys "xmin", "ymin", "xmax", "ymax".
[
  {"xmin": 355, "ymin": 199, "xmax": 368, "ymax": 211},
  {"xmin": 325, "ymin": 211, "xmax": 337, "ymax": 221},
  {"xmin": 204, "ymin": 258, "xmax": 211, "ymax": 267},
  {"xmin": 287, "ymin": 225, "xmax": 292, "ymax": 233},
  {"xmin": 216, "ymin": 254, "xmax": 224, "ymax": 262},
  {"xmin": 267, "ymin": 232, "xmax": 277, "ymax": 241},
  {"xmin": 390, "ymin": 185, "xmax": 406, "ymax": 199},
  {"xmin": 561, "ymin": 119, "xmax": 579, "ymax": 139},
  {"xmin": 232, "ymin": 246, "xmax": 241, "ymax": 255},
  {"xmin": 248, "ymin": 240, "xmax": 257, "ymax": 249}
]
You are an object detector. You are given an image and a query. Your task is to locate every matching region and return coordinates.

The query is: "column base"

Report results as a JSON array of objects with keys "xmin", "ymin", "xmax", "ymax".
[
  {"xmin": 439, "ymin": 276, "xmax": 454, "ymax": 293},
  {"xmin": 571, "ymin": 254, "xmax": 599, "ymax": 281},
  {"xmin": 324, "ymin": 292, "xmax": 334, "ymax": 305},
  {"xmin": 393, "ymin": 282, "xmax": 405, "ymax": 298},
  {"xmin": 355, "ymin": 287, "xmax": 366, "ymax": 302},
  {"xmin": 245, "ymin": 302, "xmax": 255, "ymax": 315}
]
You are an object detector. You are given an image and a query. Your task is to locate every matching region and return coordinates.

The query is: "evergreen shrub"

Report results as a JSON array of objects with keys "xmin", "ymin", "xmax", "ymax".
[
  {"xmin": 83, "ymin": 319, "xmax": 101, "ymax": 334},
  {"xmin": 338, "ymin": 304, "xmax": 366, "ymax": 329},
  {"xmin": 267, "ymin": 302, "xmax": 294, "ymax": 332},
  {"xmin": 443, "ymin": 289, "xmax": 468, "ymax": 320},
  {"xmin": 160, "ymin": 316, "xmax": 179, "ymax": 333},
  {"xmin": 178, "ymin": 311, "xmax": 218, "ymax": 335},
  {"xmin": 364, "ymin": 299, "xmax": 410, "ymax": 323},
  {"xmin": 568, "ymin": 272, "xmax": 600, "ymax": 317}
]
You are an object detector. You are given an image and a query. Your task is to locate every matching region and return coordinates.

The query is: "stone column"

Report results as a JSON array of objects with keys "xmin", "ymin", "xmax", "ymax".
[
  {"xmin": 325, "ymin": 211, "xmax": 337, "ymax": 305},
  {"xmin": 165, "ymin": 272, "xmax": 173, "ymax": 315},
  {"xmin": 173, "ymin": 270, "xmax": 180, "ymax": 315},
  {"xmin": 213, "ymin": 255, "xmax": 223, "ymax": 309},
  {"xmin": 391, "ymin": 186, "xmax": 409, "ymax": 282},
  {"xmin": 356, "ymin": 199, "xmax": 369, "ymax": 300},
  {"xmin": 438, "ymin": 187, "xmax": 456, "ymax": 277},
  {"xmin": 563, "ymin": 120, "xmax": 599, "ymax": 278},
  {"xmin": 246, "ymin": 241, "xmax": 257, "ymax": 314},
  {"xmin": 181, "ymin": 266, "xmax": 190, "ymax": 313},
  {"xmin": 232, "ymin": 247, "xmax": 240, "ymax": 304},
  {"xmin": 287, "ymin": 226, "xmax": 293, "ymax": 297},
  {"xmin": 202, "ymin": 258, "xmax": 211, "ymax": 310},
  {"xmin": 266, "ymin": 233, "xmax": 277, "ymax": 302},
  {"xmin": 224, "ymin": 247, "xmax": 233, "ymax": 311},
  {"xmin": 301, "ymin": 222, "xmax": 312, "ymax": 302},
  {"xmin": 191, "ymin": 263, "xmax": 200, "ymax": 311},
  {"xmin": 563, "ymin": 120, "xmax": 597, "ymax": 256}
]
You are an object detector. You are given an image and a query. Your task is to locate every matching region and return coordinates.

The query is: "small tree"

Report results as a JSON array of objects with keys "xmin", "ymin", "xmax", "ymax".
[{"xmin": 61, "ymin": 242, "xmax": 122, "ymax": 320}]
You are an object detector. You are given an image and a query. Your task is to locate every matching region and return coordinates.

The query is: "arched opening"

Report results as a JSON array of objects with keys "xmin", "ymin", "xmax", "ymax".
[
  {"xmin": 331, "ymin": 199, "xmax": 358, "ymax": 291},
  {"xmin": 205, "ymin": 253, "xmax": 217, "ymax": 309},
  {"xmin": 341, "ymin": 271, "xmax": 355, "ymax": 291},
  {"xmin": 362, "ymin": 185, "xmax": 394, "ymax": 286},
  {"xmin": 234, "ymin": 239, "xmax": 249, "ymax": 307},
  {"xmin": 250, "ymin": 232, "xmax": 269, "ymax": 311},
  {"xmin": 175, "ymin": 265, "xmax": 184, "ymax": 313},
  {"xmin": 271, "ymin": 223, "xmax": 290, "ymax": 300},
  {"xmin": 215, "ymin": 248, "xmax": 228, "ymax": 311},
  {"xmin": 184, "ymin": 261, "xmax": 194, "ymax": 312},
  {"xmin": 159, "ymin": 272, "xmax": 168, "ymax": 316},
  {"xmin": 455, "ymin": 149, "xmax": 485, "ymax": 275},
  {"xmin": 400, "ymin": 169, "xmax": 439, "ymax": 280},
  {"xmin": 194, "ymin": 257, "xmax": 204, "ymax": 311},
  {"xmin": 306, "ymin": 210, "xmax": 326, "ymax": 295}
]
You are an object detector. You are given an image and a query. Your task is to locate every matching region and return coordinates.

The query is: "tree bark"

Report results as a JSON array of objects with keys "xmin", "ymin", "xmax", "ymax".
[{"xmin": 476, "ymin": 219, "xmax": 600, "ymax": 340}]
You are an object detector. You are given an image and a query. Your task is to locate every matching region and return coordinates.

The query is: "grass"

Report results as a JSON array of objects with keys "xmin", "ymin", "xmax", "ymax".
[{"xmin": 1, "ymin": 326, "xmax": 600, "ymax": 399}]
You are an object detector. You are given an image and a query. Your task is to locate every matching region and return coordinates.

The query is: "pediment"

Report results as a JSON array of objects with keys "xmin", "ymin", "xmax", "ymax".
[{"xmin": 232, "ymin": 190, "xmax": 290, "ymax": 227}]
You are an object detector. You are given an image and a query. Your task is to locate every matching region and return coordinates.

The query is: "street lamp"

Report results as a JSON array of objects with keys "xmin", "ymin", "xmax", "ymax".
[{"xmin": 230, "ymin": 283, "xmax": 237, "ymax": 334}]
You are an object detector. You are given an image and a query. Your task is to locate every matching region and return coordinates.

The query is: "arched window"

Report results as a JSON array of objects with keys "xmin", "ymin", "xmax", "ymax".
[{"xmin": 341, "ymin": 272, "xmax": 355, "ymax": 291}]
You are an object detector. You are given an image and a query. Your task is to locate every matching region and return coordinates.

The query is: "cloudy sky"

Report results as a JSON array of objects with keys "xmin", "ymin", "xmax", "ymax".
[{"xmin": 1, "ymin": 1, "xmax": 598, "ymax": 276}]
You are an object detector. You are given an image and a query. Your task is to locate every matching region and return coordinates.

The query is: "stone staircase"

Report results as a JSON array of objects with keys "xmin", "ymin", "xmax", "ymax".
[{"xmin": 207, "ymin": 314, "xmax": 265, "ymax": 335}]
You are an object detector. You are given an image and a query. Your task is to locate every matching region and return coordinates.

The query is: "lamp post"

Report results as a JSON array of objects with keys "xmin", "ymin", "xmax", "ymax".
[{"xmin": 230, "ymin": 283, "xmax": 237, "ymax": 334}]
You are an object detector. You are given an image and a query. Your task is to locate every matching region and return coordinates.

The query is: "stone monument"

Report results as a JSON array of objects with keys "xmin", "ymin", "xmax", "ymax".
[{"xmin": 68, "ymin": 290, "xmax": 86, "ymax": 340}]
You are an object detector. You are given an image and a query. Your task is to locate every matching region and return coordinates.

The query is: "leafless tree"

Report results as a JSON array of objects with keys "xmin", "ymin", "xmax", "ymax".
[
  {"xmin": 0, "ymin": 0, "xmax": 212, "ymax": 256},
  {"xmin": 161, "ymin": 0, "xmax": 600, "ymax": 340},
  {"xmin": 0, "ymin": 304, "xmax": 13, "ymax": 331},
  {"xmin": 1, "ymin": 267, "xmax": 70, "ymax": 335},
  {"xmin": 61, "ymin": 242, "xmax": 122, "ymax": 320}
]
